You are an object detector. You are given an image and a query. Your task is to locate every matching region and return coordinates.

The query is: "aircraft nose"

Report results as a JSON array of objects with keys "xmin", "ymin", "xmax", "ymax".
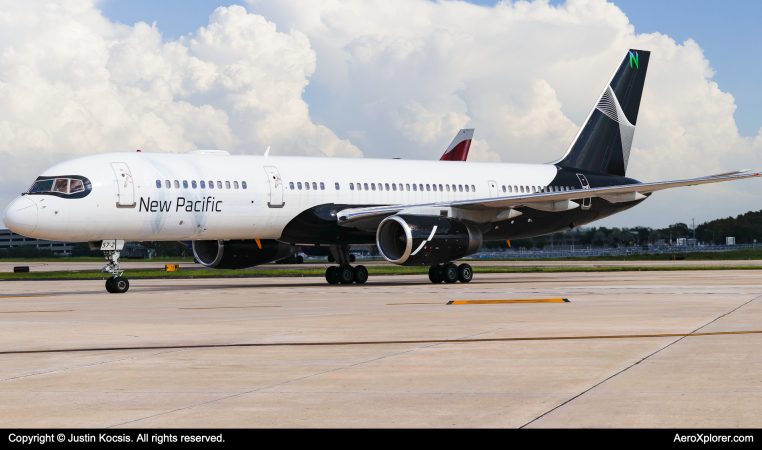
[{"xmin": 2, "ymin": 197, "xmax": 38, "ymax": 234}]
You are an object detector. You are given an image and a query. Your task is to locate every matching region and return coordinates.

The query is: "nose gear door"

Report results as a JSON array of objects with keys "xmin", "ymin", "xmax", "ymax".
[
  {"xmin": 111, "ymin": 162, "xmax": 135, "ymax": 208},
  {"xmin": 576, "ymin": 173, "xmax": 591, "ymax": 210},
  {"xmin": 488, "ymin": 180, "xmax": 498, "ymax": 197},
  {"xmin": 264, "ymin": 166, "xmax": 284, "ymax": 208}
]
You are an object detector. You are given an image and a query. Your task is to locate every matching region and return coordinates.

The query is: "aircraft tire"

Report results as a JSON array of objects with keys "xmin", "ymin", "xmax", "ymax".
[
  {"xmin": 113, "ymin": 277, "xmax": 129, "ymax": 293},
  {"xmin": 105, "ymin": 277, "xmax": 116, "ymax": 293},
  {"xmin": 353, "ymin": 265, "xmax": 368, "ymax": 284},
  {"xmin": 428, "ymin": 265, "xmax": 444, "ymax": 284},
  {"xmin": 296, "ymin": 255, "xmax": 304, "ymax": 264},
  {"xmin": 349, "ymin": 254, "xmax": 356, "ymax": 262},
  {"xmin": 442, "ymin": 263, "xmax": 459, "ymax": 284},
  {"xmin": 338, "ymin": 266, "xmax": 354, "ymax": 284},
  {"xmin": 325, "ymin": 266, "xmax": 340, "ymax": 284},
  {"xmin": 457, "ymin": 264, "xmax": 473, "ymax": 283}
]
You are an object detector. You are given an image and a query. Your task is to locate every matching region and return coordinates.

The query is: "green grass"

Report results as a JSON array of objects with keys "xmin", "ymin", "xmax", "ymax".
[{"xmin": 2, "ymin": 264, "xmax": 762, "ymax": 280}]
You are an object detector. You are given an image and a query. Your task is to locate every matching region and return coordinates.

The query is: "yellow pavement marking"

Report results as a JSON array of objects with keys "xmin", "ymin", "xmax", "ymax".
[
  {"xmin": 447, "ymin": 299, "xmax": 569, "ymax": 305},
  {"xmin": 179, "ymin": 306, "xmax": 281, "ymax": 310}
]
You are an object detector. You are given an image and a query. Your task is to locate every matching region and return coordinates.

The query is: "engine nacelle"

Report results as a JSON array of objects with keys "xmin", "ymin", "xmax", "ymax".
[
  {"xmin": 192, "ymin": 239, "xmax": 293, "ymax": 269},
  {"xmin": 376, "ymin": 215, "xmax": 482, "ymax": 266}
]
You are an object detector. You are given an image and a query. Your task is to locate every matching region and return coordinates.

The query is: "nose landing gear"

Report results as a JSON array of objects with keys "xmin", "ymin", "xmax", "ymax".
[{"xmin": 101, "ymin": 239, "xmax": 129, "ymax": 293}]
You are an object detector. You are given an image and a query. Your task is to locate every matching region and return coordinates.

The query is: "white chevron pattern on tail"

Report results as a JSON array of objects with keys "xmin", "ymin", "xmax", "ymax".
[{"xmin": 595, "ymin": 85, "xmax": 636, "ymax": 172}]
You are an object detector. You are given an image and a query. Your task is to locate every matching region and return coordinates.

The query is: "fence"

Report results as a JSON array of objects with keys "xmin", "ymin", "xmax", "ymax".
[{"xmin": 469, "ymin": 244, "xmax": 758, "ymax": 260}]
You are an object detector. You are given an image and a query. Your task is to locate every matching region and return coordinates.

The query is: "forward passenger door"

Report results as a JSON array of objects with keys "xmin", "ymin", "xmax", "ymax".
[
  {"xmin": 264, "ymin": 166, "xmax": 284, "ymax": 208},
  {"xmin": 111, "ymin": 162, "xmax": 135, "ymax": 208}
]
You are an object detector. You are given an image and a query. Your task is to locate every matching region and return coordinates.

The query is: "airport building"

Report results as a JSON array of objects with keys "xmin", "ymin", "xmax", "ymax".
[{"xmin": 0, "ymin": 228, "xmax": 74, "ymax": 255}]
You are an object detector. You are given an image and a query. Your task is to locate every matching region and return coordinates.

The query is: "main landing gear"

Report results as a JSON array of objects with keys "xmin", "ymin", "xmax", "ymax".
[
  {"xmin": 324, "ymin": 244, "xmax": 368, "ymax": 285},
  {"xmin": 428, "ymin": 263, "xmax": 473, "ymax": 284},
  {"xmin": 102, "ymin": 241, "xmax": 129, "ymax": 293}
]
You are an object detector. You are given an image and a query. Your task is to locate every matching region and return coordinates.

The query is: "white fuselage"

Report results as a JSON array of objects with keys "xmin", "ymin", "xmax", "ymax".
[{"xmin": 4, "ymin": 151, "xmax": 558, "ymax": 243}]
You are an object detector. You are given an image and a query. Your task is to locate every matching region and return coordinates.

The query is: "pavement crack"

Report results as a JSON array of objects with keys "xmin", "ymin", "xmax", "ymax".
[{"xmin": 519, "ymin": 293, "xmax": 762, "ymax": 428}]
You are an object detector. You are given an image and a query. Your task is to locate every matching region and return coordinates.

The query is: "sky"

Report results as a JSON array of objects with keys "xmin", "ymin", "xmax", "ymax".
[{"xmin": 1, "ymin": 0, "xmax": 761, "ymax": 230}]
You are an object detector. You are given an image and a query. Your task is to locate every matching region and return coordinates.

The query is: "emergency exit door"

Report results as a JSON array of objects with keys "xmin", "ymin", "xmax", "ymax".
[
  {"xmin": 264, "ymin": 166, "xmax": 284, "ymax": 208},
  {"xmin": 111, "ymin": 162, "xmax": 135, "ymax": 207},
  {"xmin": 488, "ymin": 180, "xmax": 498, "ymax": 197},
  {"xmin": 576, "ymin": 173, "xmax": 591, "ymax": 210}
]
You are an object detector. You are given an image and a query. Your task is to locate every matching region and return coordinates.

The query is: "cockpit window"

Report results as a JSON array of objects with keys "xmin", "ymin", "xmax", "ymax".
[
  {"xmin": 28, "ymin": 180, "xmax": 54, "ymax": 193},
  {"xmin": 26, "ymin": 176, "xmax": 91, "ymax": 198},
  {"xmin": 53, "ymin": 179, "xmax": 68, "ymax": 193},
  {"xmin": 70, "ymin": 179, "xmax": 84, "ymax": 193}
]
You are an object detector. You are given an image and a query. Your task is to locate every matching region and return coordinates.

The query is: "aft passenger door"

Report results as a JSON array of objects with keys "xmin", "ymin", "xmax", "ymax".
[
  {"xmin": 264, "ymin": 166, "xmax": 284, "ymax": 208},
  {"xmin": 488, "ymin": 180, "xmax": 498, "ymax": 197},
  {"xmin": 576, "ymin": 173, "xmax": 591, "ymax": 210},
  {"xmin": 111, "ymin": 162, "xmax": 135, "ymax": 208}
]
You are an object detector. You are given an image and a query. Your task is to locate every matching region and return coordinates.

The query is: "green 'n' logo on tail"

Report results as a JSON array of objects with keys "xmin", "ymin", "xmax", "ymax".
[{"xmin": 629, "ymin": 51, "xmax": 639, "ymax": 69}]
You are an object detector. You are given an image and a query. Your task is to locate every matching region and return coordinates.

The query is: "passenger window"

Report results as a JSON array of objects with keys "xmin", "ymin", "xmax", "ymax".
[
  {"xmin": 313, "ymin": 182, "xmax": 317, "ymax": 190},
  {"xmin": 350, "ymin": 183, "xmax": 354, "ymax": 190},
  {"xmin": 290, "ymin": 182, "xmax": 294, "ymax": 190},
  {"xmin": 174, "ymin": 180, "xmax": 180, "ymax": 189},
  {"xmin": 305, "ymin": 182, "xmax": 310, "ymax": 190},
  {"xmin": 335, "ymin": 182, "xmax": 339, "ymax": 190},
  {"xmin": 183, "ymin": 180, "xmax": 188, "ymax": 189},
  {"xmin": 200, "ymin": 181, "xmax": 206, "ymax": 189},
  {"xmin": 70, "ymin": 179, "xmax": 85, "ymax": 193},
  {"xmin": 234, "ymin": 181, "xmax": 239, "ymax": 189},
  {"xmin": 392, "ymin": 184, "xmax": 397, "ymax": 191},
  {"xmin": 242, "ymin": 181, "xmax": 247, "ymax": 189},
  {"xmin": 412, "ymin": 184, "xmax": 417, "ymax": 191},
  {"xmin": 217, "ymin": 181, "xmax": 222, "ymax": 189},
  {"xmin": 165, "ymin": 180, "xmax": 171, "ymax": 189},
  {"xmin": 192, "ymin": 180, "xmax": 197, "ymax": 189},
  {"xmin": 385, "ymin": 183, "xmax": 389, "ymax": 190},
  {"xmin": 224, "ymin": 181, "xmax": 230, "ymax": 189},
  {"xmin": 364, "ymin": 183, "xmax": 369, "ymax": 190},
  {"xmin": 431, "ymin": 184, "xmax": 436, "ymax": 191},
  {"xmin": 471, "ymin": 185, "xmax": 475, "ymax": 192},
  {"xmin": 458, "ymin": 185, "xmax": 463, "ymax": 192},
  {"xmin": 406, "ymin": 184, "xmax": 410, "ymax": 191},
  {"xmin": 419, "ymin": 184, "xmax": 423, "ymax": 191},
  {"xmin": 439, "ymin": 184, "xmax": 443, "ymax": 191},
  {"xmin": 208, "ymin": 180, "xmax": 214, "ymax": 189},
  {"xmin": 371, "ymin": 183, "xmax": 376, "ymax": 191},
  {"xmin": 53, "ymin": 179, "xmax": 68, "ymax": 193},
  {"xmin": 502, "ymin": 185, "xmax": 506, "ymax": 192},
  {"xmin": 508, "ymin": 186, "xmax": 512, "ymax": 193},
  {"xmin": 465, "ymin": 185, "xmax": 470, "ymax": 192},
  {"xmin": 532, "ymin": 186, "xmax": 536, "ymax": 193},
  {"xmin": 298, "ymin": 182, "xmax": 302, "ymax": 190},
  {"xmin": 520, "ymin": 186, "xmax": 524, "ymax": 193},
  {"xmin": 155, "ymin": 180, "xmax": 161, "ymax": 188}
]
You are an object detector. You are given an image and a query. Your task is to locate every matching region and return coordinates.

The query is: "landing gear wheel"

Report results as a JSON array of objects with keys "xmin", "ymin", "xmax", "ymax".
[
  {"xmin": 353, "ymin": 265, "xmax": 368, "ymax": 284},
  {"xmin": 105, "ymin": 277, "xmax": 116, "ymax": 293},
  {"xmin": 325, "ymin": 266, "xmax": 340, "ymax": 284},
  {"xmin": 349, "ymin": 254, "xmax": 356, "ymax": 262},
  {"xmin": 428, "ymin": 265, "xmax": 444, "ymax": 284},
  {"xmin": 457, "ymin": 263, "xmax": 473, "ymax": 283},
  {"xmin": 338, "ymin": 266, "xmax": 354, "ymax": 284},
  {"xmin": 113, "ymin": 277, "xmax": 129, "ymax": 293},
  {"xmin": 296, "ymin": 255, "xmax": 304, "ymax": 264},
  {"xmin": 442, "ymin": 263, "xmax": 459, "ymax": 284}
]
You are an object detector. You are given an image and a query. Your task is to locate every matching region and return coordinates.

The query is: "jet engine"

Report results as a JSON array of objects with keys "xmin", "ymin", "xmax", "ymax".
[
  {"xmin": 376, "ymin": 215, "xmax": 482, "ymax": 266},
  {"xmin": 192, "ymin": 239, "xmax": 293, "ymax": 269}
]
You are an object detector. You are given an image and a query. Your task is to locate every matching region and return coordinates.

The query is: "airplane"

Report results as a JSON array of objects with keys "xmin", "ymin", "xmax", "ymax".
[{"xmin": 3, "ymin": 49, "xmax": 758, "ymax": 293}]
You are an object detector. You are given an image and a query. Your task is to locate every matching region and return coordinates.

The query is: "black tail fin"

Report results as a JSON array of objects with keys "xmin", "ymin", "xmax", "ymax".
[{"xmin": 555, "ymin": 49, "xmax": 650, "ymax": 176}]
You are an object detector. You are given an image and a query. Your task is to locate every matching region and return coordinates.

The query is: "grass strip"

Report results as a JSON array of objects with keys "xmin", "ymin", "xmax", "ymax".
[{"xmin": 2, "ymin": 265, "xmax": 762, "ymax": 280}]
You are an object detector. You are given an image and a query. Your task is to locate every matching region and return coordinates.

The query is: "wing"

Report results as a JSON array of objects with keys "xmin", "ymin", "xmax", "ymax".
[{"xmin": 337, "ymin": 170, "xmax": 759, "ymax": 227}]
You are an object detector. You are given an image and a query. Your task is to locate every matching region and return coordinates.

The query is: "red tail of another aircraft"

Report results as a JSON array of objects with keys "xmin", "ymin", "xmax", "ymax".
[{"xmin": 440, "ymin": 129, "xmax": 473, "ymax": 161}]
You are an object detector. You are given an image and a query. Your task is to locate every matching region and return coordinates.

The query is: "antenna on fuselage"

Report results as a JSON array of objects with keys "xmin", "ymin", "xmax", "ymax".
[{"xmin": 264, "ymin": 146, "xmax": 270, "ymax": 157}]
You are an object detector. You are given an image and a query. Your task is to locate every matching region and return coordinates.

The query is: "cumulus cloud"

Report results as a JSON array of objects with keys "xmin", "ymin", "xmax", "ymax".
[
  {"xmin": 248, "ymin": 0, "xmax": 762, "ymax": 227},
  {"xmin": 0, "ymin": 1, "xmax": 360, "ymax": 210}
]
